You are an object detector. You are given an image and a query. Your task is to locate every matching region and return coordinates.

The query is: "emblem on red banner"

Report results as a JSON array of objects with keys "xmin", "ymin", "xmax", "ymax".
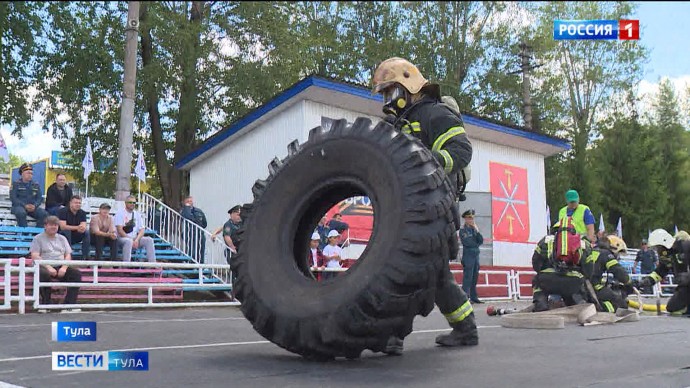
[{"xmin": 489, "ymin": 162, "xmax": 530, "ymax": 242}]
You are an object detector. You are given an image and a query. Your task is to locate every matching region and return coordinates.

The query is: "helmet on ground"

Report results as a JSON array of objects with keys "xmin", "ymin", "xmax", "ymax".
[
  {"xmin": 371, "ymin": 57, "xmax": 428, "ymax": 95},
  {"xmin": 606, "ymin": 235, "xmax": 627, "ymax": 254},
  {"xmin": 648, "ymin": 229, "xmax": 674, "ymax": 249}
]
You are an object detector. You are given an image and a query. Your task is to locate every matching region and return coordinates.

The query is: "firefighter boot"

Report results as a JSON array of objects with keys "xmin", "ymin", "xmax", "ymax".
[
  {"xmin": 533, "ymin": 291, "xmax": 549, "ymax": 312},
  {"xmin": 435, "ymin": 312, "xmax": 479, "ymax": 347},
  {"xmin": 383, "ymin": 336, "xmax": 404, "ymax": 356}
]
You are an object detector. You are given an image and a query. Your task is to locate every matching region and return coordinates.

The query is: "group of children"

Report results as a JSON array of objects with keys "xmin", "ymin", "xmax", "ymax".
[{"xmin": 309, "ymin": 229, "xmax": 344, "ymax": 281}]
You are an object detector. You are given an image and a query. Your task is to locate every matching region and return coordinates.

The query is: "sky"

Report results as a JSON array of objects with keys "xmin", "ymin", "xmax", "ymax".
[
  {"xmin": 1, "ymin": 1, "xmax": 689, "ymax": 163},
  {"xmin": 634, "ymin": 2, "xmax": 690, "ymax": 105}
]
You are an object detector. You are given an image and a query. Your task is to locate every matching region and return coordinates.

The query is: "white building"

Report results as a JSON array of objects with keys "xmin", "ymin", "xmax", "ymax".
[{"xmin": 177, "ymin": 76, "xmax": 569, "ymax": 267}]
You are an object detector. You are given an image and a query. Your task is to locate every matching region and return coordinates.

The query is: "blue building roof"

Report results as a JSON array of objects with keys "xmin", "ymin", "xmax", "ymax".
[{"xmin": 177, "ymin": 75, "xmax": 570, "ymax": 169}]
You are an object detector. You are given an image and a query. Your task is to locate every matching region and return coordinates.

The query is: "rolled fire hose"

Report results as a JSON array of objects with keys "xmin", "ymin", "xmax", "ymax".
[{"xmin": 498, "ymin": 303, "xmax": 640, "ymax": 329}]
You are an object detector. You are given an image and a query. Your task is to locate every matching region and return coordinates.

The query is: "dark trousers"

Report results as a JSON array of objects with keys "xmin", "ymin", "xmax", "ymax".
[
  {"xmin": 434, "ymin": 258, "xmax": 473, "ymax": 328},
  {"xmin": 60, "ymin": 230, "xmax": 91, "ymax": 260},
  {"xmin": 39, "ymin": 265, "xmax": 82, "ymax": 304},
  {"xmin": 594, "ymin": 286, "xmax": 627, "ymax": 312},
  {"xmin": 93, "ymin": 235, "xmax": 118, "ymax": 260},
  {"xmin": 461, "ymin": 254, "xmax": 480, "ymax": 301},
  {"xmin": 11, "ymin": 205, "xmax": 47, "ymax": 227},
  {"xmin": 532, "ymin": 271, "xmax": 586, "ymax": 311},
  {"xmin": 666, "ymin": 284, "xmax": 690, "ymax": 314}
]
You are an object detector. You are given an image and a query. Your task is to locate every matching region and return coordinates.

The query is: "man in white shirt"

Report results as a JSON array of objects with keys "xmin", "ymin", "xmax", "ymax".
[{"xmin": 114, "ymin": 196, "xmax": 156, "ymax": 262}]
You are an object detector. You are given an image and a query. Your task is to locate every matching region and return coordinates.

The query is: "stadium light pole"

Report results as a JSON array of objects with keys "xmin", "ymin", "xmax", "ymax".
[{"xmin": 115, "ymin": 1, "xmax": 140, "ymax": 201}]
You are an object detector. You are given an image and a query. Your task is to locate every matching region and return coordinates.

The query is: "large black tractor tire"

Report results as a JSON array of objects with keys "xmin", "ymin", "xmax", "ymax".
[{"xmin": 232, "ymin": 117, "xmax": 459, "ymax": 359}]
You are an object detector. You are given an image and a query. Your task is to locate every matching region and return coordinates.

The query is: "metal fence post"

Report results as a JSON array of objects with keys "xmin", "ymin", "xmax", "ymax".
[{"xmin": 18, "ymin": 257, "xmax": 25, "ymax": 314}]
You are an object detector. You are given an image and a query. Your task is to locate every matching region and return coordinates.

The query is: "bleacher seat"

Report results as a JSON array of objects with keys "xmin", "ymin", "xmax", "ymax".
[{"xmin": 0, "ymin": 193, "xmax": 231, "ymax": 311}]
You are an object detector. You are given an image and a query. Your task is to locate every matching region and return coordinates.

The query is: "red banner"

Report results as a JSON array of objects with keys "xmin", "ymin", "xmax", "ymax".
[
  {"xmin": 489, "ymin": 162, "xmax": 530, "ymax": 242},
  {"xmin": 326, "ymin": 196, "xmax": 373, "ymax": 242}
]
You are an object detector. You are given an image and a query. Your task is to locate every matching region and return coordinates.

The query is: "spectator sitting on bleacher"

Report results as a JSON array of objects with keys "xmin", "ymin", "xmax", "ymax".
[
  {"xmin": 90, "ymin": 202, "xmax": 118, "ymax": 261},
  {"xmin": 58, "ymin": 195, "xmax": 91, "ymax": 260},
  {"xmin": 30, "ymin": 216, "xmax": 81, "ymax": 305},
  {"xmin": 45, "ymin": 173, "xmax": 73, "ymax": 216},
  {"xmin": 322, "ymin": 230, "xmax": 343, "ymax": 280},
  {"xmin": 10, "ymin": 163, "xmax": 47, "ymax": 228},
  {"xmin": 115, "ymin": 195, "xmax": 156, "ymax": 263}
]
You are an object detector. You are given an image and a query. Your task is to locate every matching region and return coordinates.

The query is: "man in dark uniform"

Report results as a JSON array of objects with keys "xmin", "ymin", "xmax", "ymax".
[
  {"xmin": 642, "ymin": 229, "xmax": 690, "ymax": 315},
  {"xmin": 459, "ymin": 209, "xmax": 484, "ymax": 304},
  {"xmin": 223, "ymin": 205, "xmax": 242, "ymax": 299},
  {"xmin": 580, "ymin": 235, "xmax": 634, "ymax": 312},
  {"xmin": 10, "ymin": 163, "xmax": 48, "ymax": 227},
  {"xmin": 180, "ymin": 196, "xmax": 208, "ymax": 264},
  {"xmin": 634, "ymin": 238, "xmax": 657, "ymax": 294},
  {"xmin": 372, "ymin": 57, "xmax": 476, "ymax": 352},
  {"xmin": 634, "ymin": 239, "xmax": 657, "ymax": 275},
  {"xmin": 223, "ymin": 205, "xmax": 243, "ymax": 258}
]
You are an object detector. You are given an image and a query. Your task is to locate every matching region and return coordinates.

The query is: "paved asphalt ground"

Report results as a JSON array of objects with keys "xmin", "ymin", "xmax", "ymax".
[{"xmin": 0, "ymin": 301, "xmax": 689, "ymax": 388}]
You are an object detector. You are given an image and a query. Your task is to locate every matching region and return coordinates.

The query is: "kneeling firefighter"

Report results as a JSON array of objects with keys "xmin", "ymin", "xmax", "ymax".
[
  {"xmin": 531, "ymin": 219, "xmax": 589, "ymax": 312},
  {"xmin": 372, "ymin": 57, "xmax": 477, "ymax": 354},
  {"xmin": 580, "ymin": 235, "xmax": 634, "ymax": 312},
  {"xmin": 641, "ymin": 229, "xmax": 690, "ymax": 314}
]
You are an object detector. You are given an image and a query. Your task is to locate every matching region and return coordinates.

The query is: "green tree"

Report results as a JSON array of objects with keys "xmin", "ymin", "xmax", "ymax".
[
  {"xmin": 28, "ymin": 2, "xmax": 277, "ymax": 206},
  {"xmin": 649, "ymin": 79, "xmax": 690, "ymax": 229},
  {"xmin": 527, "ymin": 2, "xmax": 647, "ymax": 217},
  {"xmin": 401, "ymin": 1, "xmax": 516, "ymax": 113},
  {"xmin": 0, "ymin": 2, "xmax": 45, "ymax": 131},
  {"xmin": 0, "ymin": 153, "xmax": 27, "ymax": 175}
]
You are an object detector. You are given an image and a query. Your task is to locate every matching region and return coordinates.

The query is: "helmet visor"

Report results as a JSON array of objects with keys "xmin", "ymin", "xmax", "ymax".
[{"xmin": 382, "ymin": 85, "xmax": 405, "ymax": 105}]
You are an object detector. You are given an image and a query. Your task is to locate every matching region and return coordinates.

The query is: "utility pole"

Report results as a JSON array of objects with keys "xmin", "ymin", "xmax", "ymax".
[
  {"xmin": 508, "ymin": 43, "xmax": 543, "ymax": 130},
  {"xmin": 115, "ymin": 1, "xmax": 140, "ymax": 201}
]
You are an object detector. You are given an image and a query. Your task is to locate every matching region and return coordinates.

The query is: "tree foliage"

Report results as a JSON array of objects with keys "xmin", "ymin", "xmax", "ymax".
[{"xmin": 1, "ymin": 0, "xmax": 687, "ymax": 246}]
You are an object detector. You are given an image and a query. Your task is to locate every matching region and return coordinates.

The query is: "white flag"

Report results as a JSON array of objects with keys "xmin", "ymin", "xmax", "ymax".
[
  {"xmin": 135, "ymin": 144, "xmax": 147, "ymax": 183},
  {"xmin": 0, "ymin": 131, "xmax": 9, "ymax": 163},
  {"xmin": 675, "ymin": 225, "xmax": 679, "ymax": 236},
  {"xmin": 616, "ymin": 217, "xmax": 622, "ymax": 238},
  {"xmin": 82, "ymin": 136, "xmax": 94, "ymax": 180},
  {"xmin": 546, "ymin": 205, "xmax": 551, "ymax": 233},
  {"xmin": 599, "ymin": 214, "xmax": 605, "ymax": 232}
]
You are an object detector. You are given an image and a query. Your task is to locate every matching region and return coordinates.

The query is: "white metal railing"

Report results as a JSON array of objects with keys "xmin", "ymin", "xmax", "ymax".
[
  {"xmin": 32, "ymin": 259, "xmax": 237, "ymax": 311},
  {"xmin": 0, "ymin": 259, "xmax": 33, "ymax": 312},
  {"xmin": 139, "ymin": 193, "xmax": 231, "ymax": 283},
  {"xmin": 450, "ymin": 269, "xmax": 515, "ymax": 300},
  {"xmin": 0, "ymin": 258, "xmax": 237, "ymax": 313}
]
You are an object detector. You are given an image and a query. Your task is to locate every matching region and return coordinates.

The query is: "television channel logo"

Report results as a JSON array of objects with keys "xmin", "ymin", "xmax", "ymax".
[
  {"xmin": 52, "ymin": 321, "xmax": 97, "ymax": 342},
  {"xmin": 553, "ymin": 20, "xmax": 639, "ymax": 40},
  {"xmin": 52, "ymin": 351, "xmax": 149, "ymax": 371}
]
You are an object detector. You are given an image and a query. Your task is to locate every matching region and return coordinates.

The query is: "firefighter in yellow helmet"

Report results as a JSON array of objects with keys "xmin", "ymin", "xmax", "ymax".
[
  {"xmin": 580, "ymin": 235, "xmax": 634, "ymax": 312},
  {"xmin": 372, "ymin": 58, "xmax": 477, "ymax": 353}
]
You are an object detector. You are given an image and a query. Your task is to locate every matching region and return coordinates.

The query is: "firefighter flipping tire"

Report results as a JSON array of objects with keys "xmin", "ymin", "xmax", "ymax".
[{"xmin": 231, "ymin": 118, "xmax": 459, "ymax": 360}]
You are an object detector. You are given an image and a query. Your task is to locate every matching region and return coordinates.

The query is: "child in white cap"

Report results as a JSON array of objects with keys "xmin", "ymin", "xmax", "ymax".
[
  {"xmin": 309, "ymin": 232, "xmax": 326, "ymax": 281},
  {"xmin": 322, "ymin": 230, "xmax": 343, "ymax": 280}
]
